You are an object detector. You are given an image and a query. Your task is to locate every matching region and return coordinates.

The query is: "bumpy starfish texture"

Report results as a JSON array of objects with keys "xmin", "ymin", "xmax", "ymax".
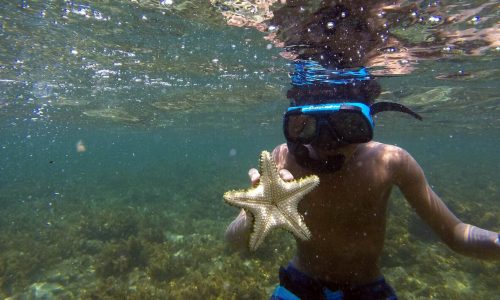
[{"xmin": 224, "ymin": 151, "xmax": 320, "ymax": 251}]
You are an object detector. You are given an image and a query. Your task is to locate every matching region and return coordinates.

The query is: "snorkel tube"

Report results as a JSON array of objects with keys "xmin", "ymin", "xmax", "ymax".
[{"xmin": 371, "ymin": 101, "xmax": 422, "ymax": 120}]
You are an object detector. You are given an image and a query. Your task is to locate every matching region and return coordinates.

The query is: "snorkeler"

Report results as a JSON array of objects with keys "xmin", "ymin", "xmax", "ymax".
[
  {"xmin": 225, "ymin": 60, "xmax": 500, "ymax": 299},
  {"xmin": 223, "ymin": 1, "xmax": 500, "ymax": 299}
]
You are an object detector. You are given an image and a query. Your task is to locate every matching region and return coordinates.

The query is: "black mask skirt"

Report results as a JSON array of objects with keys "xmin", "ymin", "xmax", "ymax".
[{"xmin": 287, "ymin": 142, "xmax": 346, "ymax": 174}]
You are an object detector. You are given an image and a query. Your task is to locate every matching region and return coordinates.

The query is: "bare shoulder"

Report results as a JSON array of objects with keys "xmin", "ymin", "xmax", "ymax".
[
  {"xmin": 360, "ymin": 141, "xmax": 412, "ymax": 162},
  {"xmin": 359, "ymin": 141, "xmax": 419, "ymax": 179}
]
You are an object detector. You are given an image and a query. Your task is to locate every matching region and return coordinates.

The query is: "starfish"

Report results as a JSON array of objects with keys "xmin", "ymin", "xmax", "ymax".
[{"xmin": 224, "ymin": 150, "xmax": 320, "ymax": 251}]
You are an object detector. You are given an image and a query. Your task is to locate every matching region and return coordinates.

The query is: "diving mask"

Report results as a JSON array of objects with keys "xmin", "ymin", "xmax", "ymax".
[{"xmin": 283, "ymin": 101, "xmax": 422, "ymax": 146}]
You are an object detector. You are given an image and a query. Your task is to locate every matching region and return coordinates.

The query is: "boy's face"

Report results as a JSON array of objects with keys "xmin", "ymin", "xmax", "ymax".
[
  {"xmin": 286, "ymin": 112, "xmax": 361, "ymax": 153},
  {"xmin": 284, "ymin": 102, "xmax": 375, "ymax": 152},
  {"xmin": 313, "ymin": 141, "xmax": 361, "ymax": 160}
]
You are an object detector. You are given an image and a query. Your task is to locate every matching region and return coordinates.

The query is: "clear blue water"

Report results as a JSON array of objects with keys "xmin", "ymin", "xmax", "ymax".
[{"xmin": 0, "ymin": 1, "xmax": 499, "ymax": 298}]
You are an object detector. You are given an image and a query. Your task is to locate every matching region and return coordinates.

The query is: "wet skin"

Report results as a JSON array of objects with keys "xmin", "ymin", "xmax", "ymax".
[{"xmin": 226, "ymin": 141, "xmax": 500, "ymax": 286}]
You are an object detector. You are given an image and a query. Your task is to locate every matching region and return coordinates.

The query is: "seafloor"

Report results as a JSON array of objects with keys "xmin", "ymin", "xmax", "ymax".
[{"xmin": 0, "ymin": 173, "xmax": 498, "ymax": 299}]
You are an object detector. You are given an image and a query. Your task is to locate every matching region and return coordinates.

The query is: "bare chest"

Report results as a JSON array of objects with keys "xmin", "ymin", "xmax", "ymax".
[
  {"xmin": 305, "ymin": 176, "xmax": 389, "ymax": 219},
  {"xmin": 292, "ymin": 161, "xmax": 393, "ymax": 231}
]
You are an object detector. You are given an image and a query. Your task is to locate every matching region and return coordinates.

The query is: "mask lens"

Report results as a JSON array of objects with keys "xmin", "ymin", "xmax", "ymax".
[
  {"xmin": 286, "ymin": 114, "xmax": 317, "ymax": 142},
  {"xmin": 328, "ymin": 111, "xmax": 371, "ymax": 142}
]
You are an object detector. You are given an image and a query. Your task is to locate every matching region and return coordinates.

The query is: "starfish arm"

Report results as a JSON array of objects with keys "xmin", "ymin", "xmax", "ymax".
[
  {"xmin": 249, "ymin": 208, "xmax": 278, "ymax": 251},
  {"xmin": 282, "ymin": 214, "xmax": 312, "ymax": 240},
  {"xmin": 281, "ymin": 177, "xmax": 319, "ymax": 204},
  {"xmin": 288, "ymin": 176, "xmax": 320, "ymax": 193},
  {"xmin": 276, "ymin": 200, "xmax": 312, "ymax": 240},
  {"xmin": 223, "ymin": 186, "xmax": 265, "ymax": 208},
  {"xmin": 259, "ymin": 151, "xmax": 282, "ymax": 192}
]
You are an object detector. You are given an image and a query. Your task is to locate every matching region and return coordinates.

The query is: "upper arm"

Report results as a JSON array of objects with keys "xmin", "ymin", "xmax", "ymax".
[{"xmin": 392, "ymin": 148, "xmax": 461, "ymax": 245}]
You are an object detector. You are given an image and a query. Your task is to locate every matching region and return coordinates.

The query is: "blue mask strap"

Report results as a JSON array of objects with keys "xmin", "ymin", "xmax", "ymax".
[{"xmin": 291, "ymin": 60, "xmax": 372, "ymax": 86}]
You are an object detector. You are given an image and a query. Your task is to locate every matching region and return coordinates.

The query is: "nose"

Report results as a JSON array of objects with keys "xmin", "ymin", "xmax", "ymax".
[
  {"xmin": 311, "ymin": 127, "xmax": 342, "ymax": 151},
  {"xmin": 317, "ymin": 119, "xmax": 339, "ymax": 141}
]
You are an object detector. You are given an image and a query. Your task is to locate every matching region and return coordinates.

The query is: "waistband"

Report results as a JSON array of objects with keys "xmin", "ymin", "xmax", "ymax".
[{"xmin": 278, "ymin": 263, "xmax": 397, "ymax": 300}]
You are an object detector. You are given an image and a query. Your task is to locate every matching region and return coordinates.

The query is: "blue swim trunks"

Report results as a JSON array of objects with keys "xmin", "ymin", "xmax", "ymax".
[{"xmin": 270, "ymin": 264, "xmax": 397, "ymax": 300}]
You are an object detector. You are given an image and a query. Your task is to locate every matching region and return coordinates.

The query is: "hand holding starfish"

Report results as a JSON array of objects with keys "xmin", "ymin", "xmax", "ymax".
[{"xmin": 224, "ymin": 151, "xmax": 319, "ymax": 251}]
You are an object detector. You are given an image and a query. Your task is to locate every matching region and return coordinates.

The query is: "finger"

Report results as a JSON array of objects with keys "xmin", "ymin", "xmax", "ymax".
[
  {"xmin": 248, "ymin": 168, "xmax": 260, "ymax": 185},
  {"xmin": 279, "ymin": 169, "xmax": 294, "ymax": 181}
]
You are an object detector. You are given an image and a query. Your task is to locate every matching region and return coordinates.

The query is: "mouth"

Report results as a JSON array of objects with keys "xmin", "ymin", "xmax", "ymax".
[
  {"xmin": 311, "ymin": 139, "xmax": 345, "ymax": 152},
  {"xmin": 311, "ymin": 130, "xmax": 344, "ymax": 150}
]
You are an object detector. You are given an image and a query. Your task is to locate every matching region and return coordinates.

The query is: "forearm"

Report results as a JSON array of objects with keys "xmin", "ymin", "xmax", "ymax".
[
  {"xmin": 450, "ymin": 223, "xmax": 500, "ymax": 260},
  {"xmin": 395, "ymin": 149, "xmax": 500, "ymax": 260},
  {"xmin": 225, "ymin": 209, "xmax": 253, "ymax": 250}
]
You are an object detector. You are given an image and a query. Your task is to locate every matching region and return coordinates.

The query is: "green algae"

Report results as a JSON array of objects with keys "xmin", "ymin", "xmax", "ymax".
[
  {"xmin": 95, "ymin": 236, "xmax": 148, "ymax": 278},
  {"xmin": 0, "ymin": 190, "xmax": 498, "ymax": 298}
]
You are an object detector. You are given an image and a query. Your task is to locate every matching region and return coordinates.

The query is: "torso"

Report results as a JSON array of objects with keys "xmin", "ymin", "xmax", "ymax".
[{"xmin": 274, "ymin": 141, "xmax": 397, "ymax": 285}]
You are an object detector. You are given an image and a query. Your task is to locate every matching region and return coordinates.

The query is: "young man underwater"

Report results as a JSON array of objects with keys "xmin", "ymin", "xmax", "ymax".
[
  {"xmin": 224, "ymin": 60, "xmax": 500, "ymax": 300},
  {"xmin": 218, "ymin": 1, "xmax": 500, "ymax": 298}
]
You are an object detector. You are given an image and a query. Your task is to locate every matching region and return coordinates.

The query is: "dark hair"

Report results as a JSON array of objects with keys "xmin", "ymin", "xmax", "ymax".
[{"xmin": 287, "ymin": 78, "xmax": 381, "ymax": 106}]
